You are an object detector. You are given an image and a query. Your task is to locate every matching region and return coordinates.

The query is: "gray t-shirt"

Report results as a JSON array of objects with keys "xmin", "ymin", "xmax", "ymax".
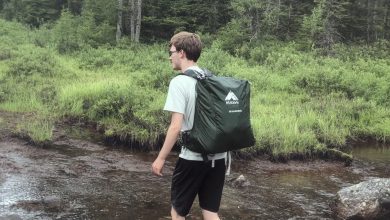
[{"xmin": 164, "ymin": 66, "xmax": 226, "ymax": 161}]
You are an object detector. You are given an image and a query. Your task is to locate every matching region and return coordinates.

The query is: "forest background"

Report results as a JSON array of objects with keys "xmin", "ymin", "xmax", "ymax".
[{"xmin": 0, "ymin": 0, "xmax": 389, "ymax": 161}]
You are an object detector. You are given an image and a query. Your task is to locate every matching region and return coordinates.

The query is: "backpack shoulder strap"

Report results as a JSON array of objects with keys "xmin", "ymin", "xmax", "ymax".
[{"xmin": 183, "ymin": 68, "xmax": 213, "ymax": 80}]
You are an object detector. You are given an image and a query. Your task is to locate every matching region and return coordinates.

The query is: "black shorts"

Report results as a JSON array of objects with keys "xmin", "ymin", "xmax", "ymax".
[{"xmin": 171, "ymin": 158, "xmax": 226, "ymax": 217}]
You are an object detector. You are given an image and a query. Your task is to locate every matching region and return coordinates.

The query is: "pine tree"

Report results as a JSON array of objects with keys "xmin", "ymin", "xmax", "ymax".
[
  {"xmin": 62, "ymin": 0, "xmax": 83, "ymax": 15},
  {"xmin": 1, "ymin": 0, "xmax": 60, "ymax": 27},
  {"xmin": 26, "ymin": 0, "xmax": 59, "ymax": 27},
  {"xmin": 300, "ymin": 0, "xmax": 349, "ymax": 52},
  {"xmin": 0, "ymin": 0, "xmax": 4, "ymax": 11},
  {"xmin": 141, "ymin": 0, "xmax": 231, "ymax": 41}
]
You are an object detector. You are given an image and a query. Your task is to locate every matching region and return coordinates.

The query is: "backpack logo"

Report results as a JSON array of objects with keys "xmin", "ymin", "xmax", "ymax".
[{"xmin": 225, "ymin": 91, "xmax": 239, "ymax": 104}]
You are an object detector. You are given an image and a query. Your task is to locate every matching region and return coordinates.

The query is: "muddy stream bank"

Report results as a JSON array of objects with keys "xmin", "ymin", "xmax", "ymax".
[{"xmin": 0, "ymin": 124, "xmax": 389, "ymax": 220}]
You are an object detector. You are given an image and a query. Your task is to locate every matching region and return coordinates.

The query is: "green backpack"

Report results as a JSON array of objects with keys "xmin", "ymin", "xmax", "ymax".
[{"xmin": 181, "ymin": 68, "xmax": 255, "ymax": 155}]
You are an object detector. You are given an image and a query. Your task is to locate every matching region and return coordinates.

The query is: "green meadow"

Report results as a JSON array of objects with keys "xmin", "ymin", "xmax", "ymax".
[{"xmin": 1, "ymin": 19, "xmax": 389, "ymax": 160}]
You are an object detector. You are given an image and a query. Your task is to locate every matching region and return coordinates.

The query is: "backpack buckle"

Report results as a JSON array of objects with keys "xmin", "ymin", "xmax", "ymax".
[{"xmin": 179, "ymin": 130, "xmax": 190, "ymax": 146}]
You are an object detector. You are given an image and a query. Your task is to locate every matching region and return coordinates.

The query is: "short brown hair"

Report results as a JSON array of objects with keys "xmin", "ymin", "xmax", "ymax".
[{"xmin": 170, "ymin": 32, "xmax": 203, "ymax": 62}]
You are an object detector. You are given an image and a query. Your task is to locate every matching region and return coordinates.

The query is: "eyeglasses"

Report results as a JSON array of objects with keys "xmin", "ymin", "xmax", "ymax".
[{"xmin": 169, "ymin": 50, "xmax": 179, "ymax": 57}]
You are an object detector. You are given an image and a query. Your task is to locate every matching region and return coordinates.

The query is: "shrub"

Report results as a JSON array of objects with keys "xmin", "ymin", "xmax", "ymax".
[
  {"xmin": 0, "ymin": 19, "xmax": 29, "ymax": 45},
  {"xmin": 6, "ymin": 50, "xmax": 59, "ymax": 78},
  {"xmin": 0, "ymin": 46, "xmax": 11, "ymax": 60},
  {"xmin": 216, "ymin": 18, "xmax": 250, "ymax": 55},
  {"xmin": 79, "ymin": 50, "xmax": 114, "ymax": 69},
  {"xmin": 199, "ymin": 43, "xmax": 235, "ymax": 73},
  {"xmin": 52, "ymin": 11, "xmax": 82, "ymax": 54},
  {"xmin": 39, "ymin": 85, "xmax": 57, "ymax": 104}
]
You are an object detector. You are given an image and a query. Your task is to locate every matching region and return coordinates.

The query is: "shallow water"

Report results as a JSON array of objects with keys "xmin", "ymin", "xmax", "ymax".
[{"xmin": 0, "ymin": 133, "xmax": 389, "ymax": 219}]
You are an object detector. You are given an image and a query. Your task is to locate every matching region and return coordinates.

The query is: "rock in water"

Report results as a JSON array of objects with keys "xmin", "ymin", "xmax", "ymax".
[
  {"xmin": 231, "ymin": 174, "xmax": 250, "ymax": 188},
  {"xmin": 331, "ymin": 178, "xmax": 390, "ymax": 220}
]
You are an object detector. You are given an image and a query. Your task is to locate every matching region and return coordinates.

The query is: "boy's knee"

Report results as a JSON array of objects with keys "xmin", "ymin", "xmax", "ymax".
[{"xmin": 202, "ymin": 209, "xmax": 220, "ymax": 220}]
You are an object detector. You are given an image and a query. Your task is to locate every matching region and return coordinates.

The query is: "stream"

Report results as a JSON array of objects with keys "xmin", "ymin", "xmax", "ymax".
[{"xmin": 0, "ymin": 128, "xmax": 389, "ymax": 220}]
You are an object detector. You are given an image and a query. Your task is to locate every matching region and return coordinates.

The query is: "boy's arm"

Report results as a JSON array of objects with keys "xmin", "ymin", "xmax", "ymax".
[{"xmin": 152, "ymin": 112, "xmax": 183, "ymax": 176}]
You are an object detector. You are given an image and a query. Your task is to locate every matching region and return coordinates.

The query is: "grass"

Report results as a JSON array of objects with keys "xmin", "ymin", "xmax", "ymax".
[
  {"xmin": 0, "ymin": 18, "xmax": 389, "ymax": 161},
  {"xmin": 15, "ymin": 116, "xmax": 54, "ymax": 146}
]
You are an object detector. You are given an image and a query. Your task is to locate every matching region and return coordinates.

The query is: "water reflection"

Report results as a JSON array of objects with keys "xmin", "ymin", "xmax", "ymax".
[
  {"xmin": 220, "ymin": 143, "xmax": 390, "ymax": 219},
  {"xmin": 0, "ymin": 139, "xmax": 389, "ymax": 219},
  {"xmin": 352, "ymin": 142, "xmax": 390, "ymax": 178}
]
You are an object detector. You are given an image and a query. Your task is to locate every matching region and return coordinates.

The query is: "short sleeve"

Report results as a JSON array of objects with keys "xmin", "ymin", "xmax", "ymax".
[{"xmin": 163, "ymin": 77, "xmax": 186, "ymax": 114}]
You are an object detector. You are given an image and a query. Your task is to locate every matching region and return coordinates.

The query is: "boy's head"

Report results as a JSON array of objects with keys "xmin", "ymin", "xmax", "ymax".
[{"xmin": 169, "ymin": 32, "xmax": 202, "ymax": 62}]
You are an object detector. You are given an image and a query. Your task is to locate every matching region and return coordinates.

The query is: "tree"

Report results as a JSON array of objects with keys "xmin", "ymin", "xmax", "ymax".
[
  {"xmin": 25, "ymin": 0, "xmax": 60, "ymax": 26},
  {"xmin": 116, "ymin": 0, "xmax": 123, "ymax": 43},
  {"xmin": 2, "ymin": 0, "xmax": 388, "ymax": 45},
  {"xmin": 189, "ymin": 0, "xmax": 232, "ymax": 34},
  {"xmin": 2, "ymin": 0, "xmax": 60, "ymax": 27},
  {"xmin": 385, "ymin": 0, "xmax": 390, "ymax": 39},
  {"xmin": 141, "ymin": 0, "xmax": 231, "ymax": 41},
  {"xmin": 52, "ymin": 10, "xmax": 81, "ymax": 53},
  {"xmin": 129, "ymin": 0, "xmax": 135, "ymax": 40},
  {"xmin": 1, "ymin": 0, "xmax": 23, "ymax": 20},
  {"xmin": 339, "ymin": 0, "xmax": 390, "ymax": 42},
  {"xmin": 276, "ymin": 0, "xmax": 315, "ymax": 40},
  {"xmin": 128, "ymin": 0, "xmax": 142, "ymax": 42},
  {"xmin": 229, "ymin": 0, "xmax": 301, "ymax": 41},
  {"xmin": 135, "ymin": 0, "xmax": 142, "ymax": 42},
  {"xmin": 0, "ymin": 0, "xmax": 4, "ymax": 11},
  {"xmin": 299, "ymin": 0, "xmax": 349, "ymax": 52},
  {"xmin": 60, "ymin": 0, "xmax": 83, "ymax": 15},
  {"xmin": 230, "ymin": 0, "xmax": 262, "ymax": 41},
  {"xmin": 367, "ymin": 0, "xmax": 388, "ymax": 42},
  {"xmin": 83, "ymin": 0, "xmax": 117, "ymax": 25}
]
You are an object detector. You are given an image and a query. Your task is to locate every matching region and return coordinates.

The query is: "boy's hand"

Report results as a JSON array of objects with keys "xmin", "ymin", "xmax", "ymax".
[{"xmin": 152, "ymin": 157, "xmax": 165, "ymax": 176}]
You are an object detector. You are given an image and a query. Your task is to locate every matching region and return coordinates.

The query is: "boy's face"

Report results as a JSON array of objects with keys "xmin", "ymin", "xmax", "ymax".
[{"xmin": 169, "ymin": 45, "xmax": 181, "ymax": 71}]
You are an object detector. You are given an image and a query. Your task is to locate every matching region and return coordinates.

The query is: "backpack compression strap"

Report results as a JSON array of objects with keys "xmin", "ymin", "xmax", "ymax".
[
  {"xmin": 182, "ymin": 68, "xmax": 213, "ymax": 162},
  {"xmin": 183, "ymin": 68, "xmax": 213, "ymax": 80}
]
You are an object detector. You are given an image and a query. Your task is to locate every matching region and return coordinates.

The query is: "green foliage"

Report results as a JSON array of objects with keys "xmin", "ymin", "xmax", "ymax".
[
  {"xmin": 52, "ymin": 10, "xmax": 115, "ymax": 54},
  {"xmin": 82, "ymin": 0, "xmax": 117, "ymax": 25},
  {"xmin": 1, "ymin": 18, "xmax": 390, "ymax": 159},
  {"xmin": 199, "ymin": 40, "xmax": 390, "ymax": 157},
  {"xmin": 0, "ymin": 90, "xmax": 46, "ymax": 113},
  {"xmin": 6, "ymin": 48, "xmax": 59, "ymax": 78},
  {"xmin": 15, "ymin": 115, "xmax": 54, "ymax": 146},
  {"xmin": 297, "ymin": 0, "xmax": 348, "ymax": 53},
  {"xmin": 0, "ymin": 19, "xmax": 30, "ymax": 45},
  {"xmin": 57, "ymin": 77, "xmax": 168, "ymax": 144},
  {"xmin": 1, "ymin": 0, "xmax": 390, "ymax": 47},
  {"xmin": 78, "ymin": 48, "xmax": 115, "ymax": 70},
  {"xmin": 2, "ymin": 0, "xmax": 60, "ymax": 27},
  {"xmin": 216, "ymin": 19, "xmax": 251, "ymax": 54},
  {"xmin": 142, "ymin": 0, "xmax": 232, "ymax": 41},
  {"xmin": 334, "ymin": 40, "xmax": 390, "ymax": 60},
  {"xmin": 52, "ymin": 10, "xmax": 82, "ymax": 53},
  {"xmin": 0, "ymin": 45, "xmax": 11, "ymax": 60},
  {"xmin": 199, "ymin": 43, "xmax": 236, "ymax": 73},
  {"xmin": 250, "ymin": 94, "xmax": 319, "ymax": 156}
]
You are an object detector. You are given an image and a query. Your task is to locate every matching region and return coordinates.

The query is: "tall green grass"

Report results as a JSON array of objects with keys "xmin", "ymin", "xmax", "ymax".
[
  {"xmin": 0, "ymin": 18, "xmax": 389, "ymax": 160},
  {"xmin": 15, "ymin": 116, "xmax": 54, "ymax": 146}
]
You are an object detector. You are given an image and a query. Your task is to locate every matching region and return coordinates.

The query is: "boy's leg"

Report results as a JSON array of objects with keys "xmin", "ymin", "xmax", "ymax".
[
  {"xmin": 171, "ymin": 207, "xmax": 185, "ymax": 220},
  {"xmin": 198, "ymin": 159, "xmax": 226, "ymax": 218},
  {"xmin": 202, "ymin": 209, "xmax": 220, "ymax": 220},
  {"xmin": 171, "ymin": 158, "xmax": 208, "ymax": 218}
]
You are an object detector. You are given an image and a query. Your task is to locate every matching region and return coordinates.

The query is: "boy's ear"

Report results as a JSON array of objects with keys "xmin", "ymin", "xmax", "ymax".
[{"xmin": 180, "ymin": 50, "xmax": 186, "ymax": 58}]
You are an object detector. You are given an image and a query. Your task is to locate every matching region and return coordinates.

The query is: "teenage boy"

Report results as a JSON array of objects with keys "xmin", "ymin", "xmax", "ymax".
[{"xmin": 152, "ymin": 31, "xmax": 226, "ymax": 220}]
